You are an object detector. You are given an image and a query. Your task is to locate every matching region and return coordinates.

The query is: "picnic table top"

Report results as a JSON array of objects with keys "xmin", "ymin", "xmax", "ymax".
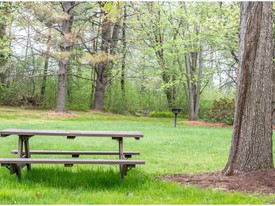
[{"xmin": 0, "ymin": 129, "xmax": 143, "ymax": 138}]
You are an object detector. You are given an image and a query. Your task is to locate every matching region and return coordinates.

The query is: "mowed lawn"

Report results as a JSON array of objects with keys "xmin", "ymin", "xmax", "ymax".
[{"xmin": 0, "ymin": 107, "xmax": 275, "ymax": 204}]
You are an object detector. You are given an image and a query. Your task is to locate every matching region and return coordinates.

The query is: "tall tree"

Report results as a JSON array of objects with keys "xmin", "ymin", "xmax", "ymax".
[
  {"xmin": 90, "ymin": 2, "xmax": 121, "ymax": 110},
  {"xmin": 224, "ymin": 2, "xmax": 273, "ymax": 175},
  {"xmin": 0, "ymin": 2, "xmax": 12, "ymax": 85},
  {"xmin": 56, "ymin": 2, "xmax": 75, "ymax": 112},
  {"xmin": 133, "ymin": 2, "xmax": 176, "ymax": 108},
  {"xmin": 168, "ymin": 2, "xmax": 239, "ymax": 120},
  {"xmin": 121, "ymin": 2, "xmax": 127, "ymax": 100},
  {"xmin": 40, "ymin": 27, "xmax": 52, "ymax": 104}
]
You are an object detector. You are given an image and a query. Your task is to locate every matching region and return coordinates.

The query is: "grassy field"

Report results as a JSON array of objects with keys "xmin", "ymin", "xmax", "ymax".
[{"xmin": 0, "ymin": 107, "xmax": 275, "ymax": 204}]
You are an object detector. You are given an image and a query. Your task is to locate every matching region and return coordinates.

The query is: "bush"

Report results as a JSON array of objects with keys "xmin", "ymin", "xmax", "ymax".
[
  {"xmin": 149, "ymin": 111, "xmax": 174, "ymax": 118},
  {"xmin": 202, "ymin": 97, "xmax": 235, "ymax": 125}
]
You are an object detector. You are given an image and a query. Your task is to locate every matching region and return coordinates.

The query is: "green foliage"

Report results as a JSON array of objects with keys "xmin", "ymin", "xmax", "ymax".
[
  {"xmin": 149, "ymin": 111, "xmax": 174, "ymax": 118},
  {"xmin": 1, "ymin": 86, "xmax": 22, "ymax": 106},
  {"xmin": 104, "ymin": 79, "xmax": 169, "ymax": 114},
  {"xmin": 0, "ymin": 2, "xmax": 240, "ymax": 118},
  {"xmin": 202, "ymin": 97, "xmax": 235, "ymax": 125}
]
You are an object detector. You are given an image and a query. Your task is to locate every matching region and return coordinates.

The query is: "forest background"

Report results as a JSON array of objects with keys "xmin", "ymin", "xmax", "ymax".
[{"xmin": 0, "ymin": 2, "xmax": 239, "ymax": 124}]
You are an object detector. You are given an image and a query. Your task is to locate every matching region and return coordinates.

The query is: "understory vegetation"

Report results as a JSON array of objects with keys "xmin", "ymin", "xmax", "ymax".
[{"xmin": 0, "ymin": 2, "xmax": 239, "ymax": 122}]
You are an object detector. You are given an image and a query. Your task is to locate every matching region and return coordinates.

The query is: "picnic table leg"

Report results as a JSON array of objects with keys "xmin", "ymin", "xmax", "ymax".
[
  {"xmin": 118, "ymin": 137, "xmax": 127, "ymax": 179},
  {"xmin": 16, "ymin": 135, "xmax": 31, "ymax": 179},
  {"xmin": 16, "ymin": 136, "xmax": 24, "ymax": 179},
  {"xmin": 23, "ymin": 137, "xmax": 31, "ymax": 171}
]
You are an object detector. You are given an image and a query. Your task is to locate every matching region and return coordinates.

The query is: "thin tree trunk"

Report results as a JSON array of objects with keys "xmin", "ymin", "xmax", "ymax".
[
  {"xmin": 40, "ymin": 28, "xmax": 51, "ymax": 104},
  {"xmin": 195, "ymin": 49, "xmax": 203, "ymax": 117},
  {"xmin": 90, "ymin": 69, "xmax": 96, "ymax": 109},
  {"xmin": 162, "ymin": 68, "xmax": 173, "ymax": 108},
  {"xmin": 121, "ymin": 3, "xmax": 127, "ymax": 99},
  {"xmin": 186, "ymin": 52, "xmax": 201, "ymax": 120},
  {"xmin": 185, "ymin": 48, "xmax": 203, "ymax": 121},
  {"xmin": 185, "ymin": 53, "xmax": 194, "ymax": 120},
  {"xmin": 224, "ymin": 2, "xmax": 273, "ymax": 175},
  {"xmin": 56, "ymin": 2, "xmax": 74, "ymax": 113}
]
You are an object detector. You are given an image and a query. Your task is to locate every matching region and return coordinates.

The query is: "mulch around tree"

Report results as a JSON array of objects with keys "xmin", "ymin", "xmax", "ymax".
[
  {"xmin": 164, "ymin": 169, "xmax": 275, "ymax": 194},
  {"xmin": 168, "ymin": 120, "xmax": 275, "ymax": 194}
]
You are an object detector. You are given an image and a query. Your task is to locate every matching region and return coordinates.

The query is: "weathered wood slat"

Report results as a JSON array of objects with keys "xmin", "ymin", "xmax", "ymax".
[
  {"xmin": 0, "ymin": 129, "xmax": 143, "ymax": 138},
  {"xmin": 11, "ymin": 150, "xmax": 140, "ymax": 156},
  {"xmin": 0, "ymin": 158, "xmax": 145, "ymax": 165}
]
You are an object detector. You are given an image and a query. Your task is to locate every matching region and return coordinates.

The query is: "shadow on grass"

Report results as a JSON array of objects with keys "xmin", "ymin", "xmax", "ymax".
[{"xmin": 21, "ymin": 166, "xmax": 148, "ymax": 191}]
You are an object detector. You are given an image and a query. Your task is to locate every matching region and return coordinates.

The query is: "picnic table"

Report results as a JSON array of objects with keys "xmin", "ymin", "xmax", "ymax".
[{"xmin": 0, "ymin": 129, "xmax": 145, "ymax": 180}]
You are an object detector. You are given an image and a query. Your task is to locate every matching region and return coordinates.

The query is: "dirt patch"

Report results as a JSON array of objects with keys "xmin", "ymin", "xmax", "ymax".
[
  {"xmin": 164, "ymin": 169, "xmax": 275, "ymax": 194},
  {"xmin": 46, "ymin": 111, "xmax": 79, "ymax": 118}
]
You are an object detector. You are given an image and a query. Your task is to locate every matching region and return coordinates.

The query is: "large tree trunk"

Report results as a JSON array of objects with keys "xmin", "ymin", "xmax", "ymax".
[
  {"xmin": 56, "ymin": 2, "xmax": 74, "ymax": 113},
  {"xmin": 93, "ymin": 66, "xmax": 107, "ymax": 110},
  {"xmin": 91, "ymin": 2, "xmax": 120, "ymax": 110},
  {"xmin": 91, "ymin": 14, "xmax": 111, "ymax": 110},
  {"xmin": 224, "ymin": 2, "xmax": 273, "ymax": 175},
  {"xmin": 272, "ymin": 31, "xmax": 275, "ymax": 125}
]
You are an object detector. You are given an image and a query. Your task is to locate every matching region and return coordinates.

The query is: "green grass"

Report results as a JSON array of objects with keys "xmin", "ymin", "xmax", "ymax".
[{"xmin": 0, "ymin": 107, "xmax": 274, "ymax": 204}]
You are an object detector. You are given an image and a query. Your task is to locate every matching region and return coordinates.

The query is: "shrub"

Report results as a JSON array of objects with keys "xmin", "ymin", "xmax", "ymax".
[
  {"xmin": 203, "ymin": 97, "xmax": 235, "ymax": 125},
  {"xmin": 149, "ymin": 111, "xmax": 174, "ymax": 118}
]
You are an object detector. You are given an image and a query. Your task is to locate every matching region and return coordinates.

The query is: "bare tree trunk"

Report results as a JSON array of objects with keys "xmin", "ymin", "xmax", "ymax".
[
  {"xmin": 185, "ymin": 49, "xmax": 203, "ymax": 121},
  {"xmin": 194, "ymin": 49, "xmax": 203, "ymax": 117},
  {"xmin": 93, "ymin": 66, "xmax": 107, "ymax": 110},
  {"xmin": 92, "ymin": 2, "xmax": 120, "ymax": 110},
  {"xmin": 56, "ymin": 2, "xmax": 74, "ymax": 113},
  {"xmin": 40, "ymin": 28, "xmax": 51, "ymax": 104},
  {"xmin": 149, "ymin": 3, "xmax": 175, "ymax": 108},
  {"xmin": 91, "ymin": 12, "xmax": 111, "ymax": 110},
  {"xmin": 121, "ymin": 3, "xmax": 127, "ymax": 100},
  {"xmin": 161, "ymin": 68, "xmax": 173, "ymax": 108},
  {"xmin": 224, "ymin": 2, "xmax": 273, "ymax": 175}
]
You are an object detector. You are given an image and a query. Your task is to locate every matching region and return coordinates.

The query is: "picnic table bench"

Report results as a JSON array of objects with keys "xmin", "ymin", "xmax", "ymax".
[{"xmin": 0, "ymin": 129, "xmax": 145, "ymax": 180}]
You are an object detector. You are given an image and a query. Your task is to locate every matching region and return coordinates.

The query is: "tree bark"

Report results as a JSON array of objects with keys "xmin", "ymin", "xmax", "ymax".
[
  {"xmin": 121, "ymin": 3, "xmax": 127, "ymax": 99},
  {"xmin": 56, "ymin": 2, "xmax": 74, "ymax": 113},
  {"xmin": 40, "ymin": 28, "xmax": 51, "ymax": 104},
  {"xmin": 224, "ymin": 2, "xmax": 273, "ymax": 175},
  {"xmin": 93, "ymin": 65, "xmax": 107, "ymax": 110},
  {"xmin": 91, "ymin": 11, "xmax": 111, "ymax": 110},
  {"xmin": 185, "ymin": 49, "xmax": 203, "ymax": 121},
  {"xmin": 92, "ymin": 2, "xmax": 120, "ymax": 110},
  {"xmin": 272, "ymin": 28, "xmax": 275, "ymax": 125}
]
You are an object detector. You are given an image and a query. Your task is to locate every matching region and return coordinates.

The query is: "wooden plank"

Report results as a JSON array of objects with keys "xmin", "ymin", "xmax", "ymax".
[
  {"xmin": 0, "ymin": 158, "xmax": 145, "ymax": 165},
  {"xmin": 17, "ymin": 137, "xmax": 23, "ymax": 158},
  {"xmin": 0, "ymin": 129, "xmax": 143, "ymax": 138},
  {"xmin": 23, "ymin": 138, "xmax": 31, "ymax": 171},
  {"xmin": 10, "ymin": 150, "xmax": 140, "ymax": 156}
]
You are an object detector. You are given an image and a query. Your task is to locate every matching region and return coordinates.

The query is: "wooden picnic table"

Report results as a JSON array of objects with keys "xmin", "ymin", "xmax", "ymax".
[{"xmin": 0, "ymin": 129, "xmax": 145, "ymax": 180}]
